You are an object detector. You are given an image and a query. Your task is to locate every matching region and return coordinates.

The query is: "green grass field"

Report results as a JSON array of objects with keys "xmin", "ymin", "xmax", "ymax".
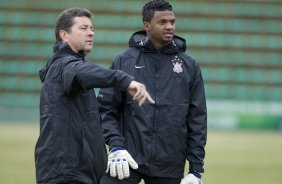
[{"xmin": 0, "ymin": 123, "xmax": 282, "ymax": 184}]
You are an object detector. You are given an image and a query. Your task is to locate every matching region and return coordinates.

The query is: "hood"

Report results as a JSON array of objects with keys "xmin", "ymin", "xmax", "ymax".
[
  {"xmin": 39, "ymin": 42, "xmax": 84, "ymax": 83},
  {"xmin": 128, "ymin": 30, "xmax": 187, "ymax": 53}
]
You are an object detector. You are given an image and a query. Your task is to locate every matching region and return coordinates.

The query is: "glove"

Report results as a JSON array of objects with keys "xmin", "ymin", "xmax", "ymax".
[
  {"xmin": 180, "ymin": 172, "xmax": 203, "ymax": 184},
  {"xmin": 106, "ymin": 147, "xmax": 138, "ymax": 180}
]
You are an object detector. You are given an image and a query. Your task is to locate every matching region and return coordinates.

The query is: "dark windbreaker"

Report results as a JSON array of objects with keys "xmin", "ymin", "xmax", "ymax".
[
  {"xmin": 98, "ymin": 31, "xmax": 207, "ymax": 178},
  {"xmin": 35, "ymin": 42, "xmax": 133, "ymax": 184}
]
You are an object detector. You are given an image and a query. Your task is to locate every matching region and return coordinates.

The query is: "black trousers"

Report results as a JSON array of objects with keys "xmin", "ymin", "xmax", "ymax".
[{"xmin": 99, "ymin": 171, "xmax": 181, "ymax": 184}]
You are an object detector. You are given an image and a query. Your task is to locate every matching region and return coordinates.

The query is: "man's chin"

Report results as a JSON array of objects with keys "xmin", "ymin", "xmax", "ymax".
[
  {"xmin": 162, "ymin": 39, "xmax": 172, "ymax": 46},
  {"xmin": 163, "ymin": 37, "xmax": 173, "ymax": 43},
  {"xmin": 83, "ymin": 48, "xmax": 92, "ymax": 55}
]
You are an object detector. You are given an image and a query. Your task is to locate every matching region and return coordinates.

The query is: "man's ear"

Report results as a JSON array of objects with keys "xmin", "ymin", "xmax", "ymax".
[
  {"xmin": 59, "ymin": 30, "xmax": 68, "ymax": 42},
  {"xmin": 143, "ymin": 22, "xmax": 150, "ymax": 31}
]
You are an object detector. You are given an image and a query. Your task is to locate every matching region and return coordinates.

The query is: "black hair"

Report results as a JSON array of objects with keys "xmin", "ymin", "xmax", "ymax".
[
  {"xmin": 142, "ymin": 0, "xmax": 173, "ymax": 22},
  {"xmin": 55, "ymin": 7, "xmax": 92, "ymax": 43}
]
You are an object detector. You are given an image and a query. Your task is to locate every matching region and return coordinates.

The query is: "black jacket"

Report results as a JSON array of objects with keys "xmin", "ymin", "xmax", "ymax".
[
  {"xmin": 97, "ymin": 31, "xmax": 207, "ymax": 178},
  {"xmin": 35, "ymin": 42, "xmax": 133, "ymax": 184}
]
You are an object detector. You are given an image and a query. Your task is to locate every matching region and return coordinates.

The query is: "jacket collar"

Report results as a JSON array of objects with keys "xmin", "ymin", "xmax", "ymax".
[
  {"xmin": 53, "ymin": 42, "xmax": 85, "ymax": 58},
  {"xmin": 39, "ymin": 42, "xmax": 85, "ymax": 83},
  {"xmin": 128, "ymin": 30, "xmax": 187, "ymax": 53}
]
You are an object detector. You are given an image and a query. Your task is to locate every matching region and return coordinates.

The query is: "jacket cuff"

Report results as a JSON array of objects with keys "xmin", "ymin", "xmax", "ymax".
[
  {"xmin": 109, "ymin": 141, "xmax": 126, "ymax": 151},
  {"xmin": 120, "ymin": 75, "xmax": 134, "ymax": 91},
  {"xmin": 189, "ymin": 163, "xmax": 204, "ymax": 173}
]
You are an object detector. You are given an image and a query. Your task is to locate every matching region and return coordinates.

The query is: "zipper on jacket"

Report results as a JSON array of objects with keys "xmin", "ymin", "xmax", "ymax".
[{"xmin": 148, "ymin": 51, "xmax": 160, "ymax": 175}]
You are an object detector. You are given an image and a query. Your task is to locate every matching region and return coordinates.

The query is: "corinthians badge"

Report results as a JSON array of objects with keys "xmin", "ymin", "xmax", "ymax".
[{"xmin": 171, "ymin": 55, "xmax": 183, "ymax": 73}]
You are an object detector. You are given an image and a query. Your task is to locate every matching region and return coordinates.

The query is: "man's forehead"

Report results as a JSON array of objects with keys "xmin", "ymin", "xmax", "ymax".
[
  {"xmin": 73, "ymin": 16, "xmax": 92, "ymax": 25},
  {"xmin": 152, "ymin": 10, "xmax": 175, "ymax": 20}
]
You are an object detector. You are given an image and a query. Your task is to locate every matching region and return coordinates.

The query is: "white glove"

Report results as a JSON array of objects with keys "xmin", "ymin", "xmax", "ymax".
[
  {"xmin": 180, "ymin": 173, "xmax": 203, "ymax": 184},
  {"xmin": 106, "ymin": 147, "xmax": 138, "ymax": 180}
]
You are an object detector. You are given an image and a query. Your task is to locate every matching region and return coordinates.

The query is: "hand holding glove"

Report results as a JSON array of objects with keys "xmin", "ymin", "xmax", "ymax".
[
  {"xmin": 106, "ymin": 147, "xmax": 138, "ymax": 180},
  {"xmin": 180, "ymin": 172, "xmax": 203, "ymax": 184}
]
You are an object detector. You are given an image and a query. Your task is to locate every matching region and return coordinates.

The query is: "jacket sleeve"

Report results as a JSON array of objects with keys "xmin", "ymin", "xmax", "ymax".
[
  {"xmin": 97, "ymin": 55, "xmax": 127, "ymax": 150},
  {"xmin": 186, "ymin": 60, "xmax": 207, "ymax": 173},
  {"xmin": 62, "ymin": 59, "xmax": 133, "ymax": 95}
]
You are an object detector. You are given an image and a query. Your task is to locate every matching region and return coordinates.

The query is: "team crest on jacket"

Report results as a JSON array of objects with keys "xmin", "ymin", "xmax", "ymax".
[{"xmin": 171, "ymin": 55, "xmax": 183, "ymax": 73}]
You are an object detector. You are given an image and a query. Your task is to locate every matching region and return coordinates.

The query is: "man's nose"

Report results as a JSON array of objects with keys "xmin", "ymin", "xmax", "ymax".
[
  {"xmin": 88, "ymin": 29, "xmax": 95, "ymax": 36},
  {"xmin": 165, "ymin": 22, "xmax": 174, "ymax": 29}
]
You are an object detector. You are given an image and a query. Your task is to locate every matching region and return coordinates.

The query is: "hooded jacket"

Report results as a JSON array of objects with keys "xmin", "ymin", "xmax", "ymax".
[
  {"xmin": 98, "ymin": 31, "xmax": 207, "ymax": 178},
  {"xmin": 35, "ymin": 42, "xmax": 133, "ymax": 184}
]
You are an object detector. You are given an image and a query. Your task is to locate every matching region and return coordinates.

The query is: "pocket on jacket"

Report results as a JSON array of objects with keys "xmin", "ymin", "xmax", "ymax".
[
  {"xmin": 85, "ymin": 111, "xmax": 101, "ymax": 128},
  {"xmin": 79, "ymin": 128, "xmax": 107, "ymax": 180},
  {"xmin": 156, "ymin": 126, "xmax": 187, "ymax": 167},
  {"xmin": 126, "ymin": 101, "xmax": 149, "ymax": 117},
  {"xmin": 35, "ymin": 114, "xmax": 66, "ymax": 182},
  {"xmin": 159, "ymin": 103, "xmax": 189, "ymax": 128}
]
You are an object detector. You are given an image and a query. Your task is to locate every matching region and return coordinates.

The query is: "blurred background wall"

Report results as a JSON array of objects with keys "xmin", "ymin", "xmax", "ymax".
[{"xmin": 0, "ymin": 0, "xmax": 282, "ymax": 130}]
